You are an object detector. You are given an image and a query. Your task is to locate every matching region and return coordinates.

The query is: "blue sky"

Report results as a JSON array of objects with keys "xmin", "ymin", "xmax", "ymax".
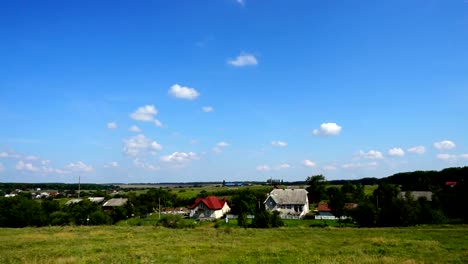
[{"xmin": 1, "ymin": 0, "xmax": 467, "ymax": 183}]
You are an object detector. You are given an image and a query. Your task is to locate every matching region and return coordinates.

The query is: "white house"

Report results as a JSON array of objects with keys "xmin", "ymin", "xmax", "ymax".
[
  {"xmin": 188, "ymin": 196, "xmax": 230, "ymax": 219},
  {"xmin": 264, "ymin": 189, "xmax": 309, "ymax": 219}
]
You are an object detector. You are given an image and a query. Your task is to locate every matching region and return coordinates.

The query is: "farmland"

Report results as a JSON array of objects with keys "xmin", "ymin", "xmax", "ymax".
[{"xmin": 0, "ymin": 225, "xmax": 467, "ymax": 263}]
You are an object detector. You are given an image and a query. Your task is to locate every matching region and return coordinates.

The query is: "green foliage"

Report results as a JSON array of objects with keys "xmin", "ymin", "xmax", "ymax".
[
  {"xmin": 306, "ymin": 175, "xmax": 328, "ymax": 203},
  {"xmin": 251, "ymin": 210, "xmax": 283, "ymax": 228},
  {"xmin": 158, "ymin": 214, "xmax": 193, "ymax": 229}
]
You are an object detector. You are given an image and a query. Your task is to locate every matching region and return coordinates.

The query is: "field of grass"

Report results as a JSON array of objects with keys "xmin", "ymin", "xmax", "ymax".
[{"xmin": 1, "ymin": 225, "xmax": 467, "ymax": 263}]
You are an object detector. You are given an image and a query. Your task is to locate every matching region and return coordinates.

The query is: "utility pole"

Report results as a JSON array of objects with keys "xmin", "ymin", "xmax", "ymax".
[
  {"xmin": 78, "ymin": 175, "xmax": 81, "ymax": 199},
  {"xmin": 158, "ymin": 196, "xmax": 161, "ymax": 220}
]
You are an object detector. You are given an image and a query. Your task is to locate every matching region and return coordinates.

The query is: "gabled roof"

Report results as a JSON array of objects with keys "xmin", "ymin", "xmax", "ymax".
[
  {"xmin": 103, "ymin": 198, "xmax": 128, "ymax": 207},
  {"xmin": 265, "ymin": 189, "xmax": 308, "ymax": 205},
  {"xmin": 188, "ymin": 196, "xmax": 227, "ymax": 210}
]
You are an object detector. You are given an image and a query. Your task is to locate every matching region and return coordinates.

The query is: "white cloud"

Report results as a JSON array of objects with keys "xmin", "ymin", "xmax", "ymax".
[
  {"xmin": 388, "ymin": 148, "xmax": 405, "ymax": 157},
  {"xmin": 202, "ymin": 106, "xmax": 214, "ymax": 113},
  {"xmin": 323, "ymin": 165, "xmax": 337, "ymax": 171},
  {"xmin": 407, "ymin": 146, "xmax": 426, "ymax": 154},
  {"xmin": 437, "ymin": 154, "xmax": 457, "ymax": 161},
  {"xmin": 123, "ymin": 134, "xmax": 162, "ymax": 156},
  {"xmin": 0, "ymin": 151, "xmax": 21, "ymax": 159},
  {"xmin": 212, "ymin": 147, "xmax": 222, "ymax": 154},
  {"xmin": 15, "ymin": 161, "xmax": 40, "ymax": 172},
  {"xmin": 271, "ymin": 141, "xmax": 288, "ymax": 147},
  {"xmin": 357, "ymin": 150, "xmax": 384, "ymax": 159},
  {"xmin": 313, "ymin": 122, "xmax": 342, "ymax": 136},
  {"xmin": 227, "ymin": 53, "xmax": 258, "ymax": 67},
  {"xmin": 129, "ymin": 125, "xmax": 142, "ymax": 133},
  {"xmin": 107, "ymin": 122, "xmax": 117, "ymax": 129},
  {"xmin": 217, "ymin": 142, "xmax": 230, "ymax": 147},
  {"xmin": 434, "ymin": 140, "xmax": 456, "ymax": 150},
  {"xmin": 275, "ymin": 163, "xmax": 291, "ymax": 170},
  {"xmin": 130, "ymin": 105, "xmax": 163, "ymax": 127},
  {"xmin": 104, "ymin": 161, "xmax": 119, "ymax": 168},
  {"xmin": 160, "ymin": 152, "xmax": 199, "ymax": 163},
  {"xmin": 24, "ymin": 155, "xmax": 39, "ymax": 161},
  {"xmin": 342, "ymin": 162, "xmax": 378, "ymax": 170},
  {"xmin": 256, "ymin": 165, "xmax": 271, "ymax": 172},
  {"xmin": 303, "ymin": 160, "xmax": 316, "ymax": 167},
  {"xmin": 168, "ymin": 84, "xmax": 200, "ymax": 100},
  {"xmin": 133, "ymin": 159, "xmax": 159, "ymax": 171},
  {"xmin": 437, "ymin": 153, "xmax": 468, "ymax": 161},
  {"xmin": 66, "ymin": 161, "xmax": 94, "ymax": 173}
]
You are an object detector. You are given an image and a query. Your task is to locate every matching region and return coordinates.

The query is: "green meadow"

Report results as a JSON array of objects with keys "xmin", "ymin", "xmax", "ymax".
[{"xmin": 1, "ymin": 225, "xmax": 467, "ymax": 264}]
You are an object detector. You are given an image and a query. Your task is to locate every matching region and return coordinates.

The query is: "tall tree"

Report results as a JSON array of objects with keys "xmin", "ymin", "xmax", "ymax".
[{"xmin": 306, "ymin": 175, "xmax": 328, "ymax": 204}]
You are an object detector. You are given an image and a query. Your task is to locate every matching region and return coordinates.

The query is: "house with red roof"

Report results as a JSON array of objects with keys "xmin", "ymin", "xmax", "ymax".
[{"xmin": 188, "ymin": 196, "xmax": 230, "ymax": 220}]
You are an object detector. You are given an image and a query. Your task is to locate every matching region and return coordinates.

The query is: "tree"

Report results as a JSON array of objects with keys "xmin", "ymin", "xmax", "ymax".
[
  {"xmin": 306, "ymin": 175, "xmax": 328, "ymax": 204},
  {"xmin": 327, "ymin": 187, "xmax": 345, "ymax": 223}
]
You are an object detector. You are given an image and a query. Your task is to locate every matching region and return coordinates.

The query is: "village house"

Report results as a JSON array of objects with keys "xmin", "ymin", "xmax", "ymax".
[
  {"xmin": 102, "ymin": 198, "xmax": 128, "ymax": 210},
  {"xmin": 264, "ymin": 189, "xmax": 309, "ymax": 219},
  {"xmin": 398, "ymin": 191, "xmax": 433, "ymax": 201},
  {"xmin": 314, "ymin": 202, "xmax": 358, "ymax": 220},
  {"xmin": 188, "ymin": 196, "xmax": 230, "ymax": 220}
]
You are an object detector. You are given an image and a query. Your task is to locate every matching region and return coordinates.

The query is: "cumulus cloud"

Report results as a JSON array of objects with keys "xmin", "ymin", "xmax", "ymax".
[
  {"xmin": 437, "ymin": 154, "xmax": 457, "ymax": 161},
  {"xmin": 434, "ymin": 140, "xmax": 456, "ymax": 150},
  {"xmin": 217, "ymin": 142, "xmax": 230, "ymax": 147},
  {"xmin": 107, "ymin": 122, "xmax": 117, "ymax": 129},
  {"xmin": 407, "ymin": 146, "xmax": 426, "ymax": 154},
  {"xmin": 104, "ymin": 161, "xmax": 119, "ymax": 168},
  {"xmin": 388, "ymin": 148, "xmax": 405, "ymax": 157},
  {"xmin": 65, "ymin": 161, "xmax": 93, "ymax": 173},
  {"xmin": 129, "ymin": 125, "xmax": 142, "ymax": 133},
  {"xmin": 256, "ymin": 165, "xmax": 271, "ymax": 172},
  {"xmin": 202, "ymin": 106, "xmax": 214, "ymax": 113},
  {"xmin": 0, "ymin": 151, "xmax": 21, "ymax": 159},
  {"xmin": 357, "ymin": 150, "xmax": 384, "ymax": 159},
  {"xmin": 323, "ymin": 165, "xmax": 337, "ymax": 171},
  {"xmin": 130, "ymin": 105, "xmax": 163, "ymax": 127},
  {"xmin": 313, "ymin": 123, "xmax": 342, "ymax": 136},
  {"xmin": 437, "ymin": 153, "xmax": 468, "ymax": 161},
  {"xmin": 16, "ymin": 161, "xmax": 40, "ymax": 172},
  {"xmin": 303, "ymin": 160, "xmax": 316, "ymax": 167},
  {"xmin": 271, "ymin": 141, "xmax": 288, "ymax": 147},
  {"xmin": 227, "ymin": 53, "xmax": 258, "ymax": 67},
  {"xmin": 133, "ymin": 159, "xmax": 159, "ymax": 171},
  {"xmin": 275, "ymin": 163, "xmax": 291, "ymax": 170},
  {"xmin": 168, "ymin": 84, "xmax": 200, "ymax": 100},
  {"xmin": 123, "ymin": 134, "xmax": 162, "ymax": 156},
  {"xmin": 160, "ymin": 152, "xmax": 199, "ymax": 163},
  {"xmin": 342, "ymin": 162, "xmax": 378, "ymax": 170}
]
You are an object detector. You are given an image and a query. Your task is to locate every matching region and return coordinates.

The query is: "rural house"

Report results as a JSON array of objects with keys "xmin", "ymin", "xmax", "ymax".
[
  {"xmin": 264, "ymin": 189, "xmax": 309, "ymax": 219},
  {"xmin": 398, "ymin": 191, "xmax": 433, "ymax": 201},
  {"xmin": 188, "ymin": 196, "xmax": 230, "ymax": 220},
  {"xmin": 315, "ymin": 202, "xmax": 357, "ymax": 220}
]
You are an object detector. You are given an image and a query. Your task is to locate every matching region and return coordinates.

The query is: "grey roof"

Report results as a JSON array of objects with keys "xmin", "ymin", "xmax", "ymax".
[
  {"xmin": 103, "ymin": 198, "xmax": 128, "ymax": 207},
  {"xmin": 88, "ymin": 197, "xmax": 105, "ymax": 203},
  {"xmin": 65, "ymin": 199, "xmax": 83, "ymax": 205},
  {"xmin": 265, "ymin": 189, "xmax": 308, "ymax": 205},
  {"xmin": 399, "ymin": 191, "xmax": 433, "ymax": 201}
]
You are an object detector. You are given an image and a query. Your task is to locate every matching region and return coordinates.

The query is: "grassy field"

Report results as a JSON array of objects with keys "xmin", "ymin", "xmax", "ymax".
[{"xmin": 0, "ymin": 225, "xmax": 467, "ymax": 263}]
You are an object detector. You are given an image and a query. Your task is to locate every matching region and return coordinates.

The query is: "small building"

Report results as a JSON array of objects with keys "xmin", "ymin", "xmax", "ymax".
[
  {"xmin": 264, "ymin": 189, "xmax": 309, "ymax": 219},
  {"xmin": 314, "ymin": 202, "xmax": 357, "ymax": 220},
  {"xmin": 188, "ymin": 196, "xmax": 230, "ymax": 220}
]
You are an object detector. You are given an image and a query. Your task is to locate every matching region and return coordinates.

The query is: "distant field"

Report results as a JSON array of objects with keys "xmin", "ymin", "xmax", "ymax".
[{"xmin": 1, "ymin": 225, "xmax": 467, "ymax": 263}]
